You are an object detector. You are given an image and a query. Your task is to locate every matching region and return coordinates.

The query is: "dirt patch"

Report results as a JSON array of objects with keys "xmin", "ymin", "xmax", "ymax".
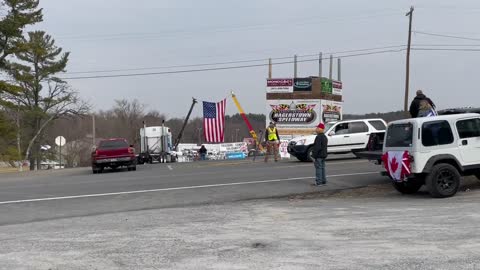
[{"xmin": 288, "ymin": 176, "xmax": 480, "ymax": 201}]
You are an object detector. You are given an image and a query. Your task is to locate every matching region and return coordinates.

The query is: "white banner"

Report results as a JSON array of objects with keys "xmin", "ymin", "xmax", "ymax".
[
  {"xmin": 266, "ymin": 78, "xmax": 294, "ymax": 93},
  {"xmin": 332, "ymin": 80, "xmax": 342, "ymax": 96}
]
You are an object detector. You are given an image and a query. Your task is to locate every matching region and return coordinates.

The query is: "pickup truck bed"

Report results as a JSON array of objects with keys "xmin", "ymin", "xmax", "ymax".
[{"xmin": 353, "ymin": 132, "xmax": 385, "ymax": 163}]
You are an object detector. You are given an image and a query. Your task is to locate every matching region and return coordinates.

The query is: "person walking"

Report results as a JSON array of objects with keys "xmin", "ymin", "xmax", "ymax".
[
  {"xmin": 312, "ymin": 123, "xmax": 328, "ymax": 186},
  {"xmin": 409, "ymin": 90, "xmax": 436, "ymax": 118},
  {"xmin": 417, "ymin": 100, "xmax": 437, "ymax": 117},
  {"xmin": 198, "ymin": 145, "xmax": 207, "ymax": 161},
  {"xmin": 264, "ymin": 122, "xmax": 280, "ymax": 162}
]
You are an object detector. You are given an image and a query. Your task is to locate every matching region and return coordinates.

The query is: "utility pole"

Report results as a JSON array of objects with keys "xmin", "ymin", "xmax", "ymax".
[
  {"xmin": 337, "ymin": 58, "xmax": 342, "ymax": 81},
  {"xmin": 16, "ymin": 108, "xmax": 22, "ymax": 172},
  {"xmin": 268, "ymin": 58, "xmax": 272, "ymax": 79},
  {"xmin": 294, "ymin": 54, "xmax": 298, "ymax": 78},
  {"xmin": 319, "ymin": 52, "xmax": 323, "ymax": 79},
  {"xmin": 329, "ymin": 55, "xmax": 333, "ymax": 80},
  {"xmin": 404, "ymin": 6, "xmax": 414, "ymax": 113},
  {"xmin": 92, "ymin": 114, "xmax": 96, "ymax": 147},
  {"xmin": 197, "ymin": 127, "xmax": 202, "ymax": 145}
]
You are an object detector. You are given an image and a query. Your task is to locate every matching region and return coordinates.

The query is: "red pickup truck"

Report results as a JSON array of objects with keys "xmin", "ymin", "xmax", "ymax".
[{"xmin": 91, "ymin": 138, "xmax": 137, "ymax": 174}]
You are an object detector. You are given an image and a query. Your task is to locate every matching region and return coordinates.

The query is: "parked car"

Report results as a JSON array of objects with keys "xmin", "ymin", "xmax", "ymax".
[
  {"xmin": 358, "ymin": 113, "xmax": 480, "ymax": 198},
  {"xmin": 91, "ymin": 138, "xmax": 137, "ymax": 174},
  {"xmin": 288, "ymin": 119, "xmax": 387, "ymax": 162}
]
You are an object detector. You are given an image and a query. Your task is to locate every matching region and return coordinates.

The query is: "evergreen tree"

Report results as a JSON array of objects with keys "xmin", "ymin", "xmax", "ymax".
[{"xmin": 3, "ymin": 31, "xmax": 88, "ymax": 169}]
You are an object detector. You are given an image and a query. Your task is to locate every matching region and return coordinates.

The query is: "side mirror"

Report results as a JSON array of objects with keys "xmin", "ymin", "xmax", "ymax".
[
  {"xmin": 328, "ymin": 131, "xmax": 335, "ymax": 136},
  {"xmin": 129, "ymin": 145, "xmax": 134, "ymax": 148}
]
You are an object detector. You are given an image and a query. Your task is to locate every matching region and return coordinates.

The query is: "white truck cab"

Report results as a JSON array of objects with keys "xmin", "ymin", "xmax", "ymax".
[{"xmin": 288, "ymin": 118, "xmax": 387, "ymax": 162}]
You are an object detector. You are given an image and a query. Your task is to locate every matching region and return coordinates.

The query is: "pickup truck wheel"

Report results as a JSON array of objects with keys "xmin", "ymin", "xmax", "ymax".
[
  {"xmin": 426, "ymin": 163, "xmax": 461, "ymax": 198},
  {"xmin": 392, "ymin": 179, "xmax": 423, "ymax": 194}
]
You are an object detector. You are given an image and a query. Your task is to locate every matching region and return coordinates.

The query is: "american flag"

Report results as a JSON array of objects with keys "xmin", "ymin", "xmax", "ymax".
[{"xmin": 203, "ymin": 99, "xmax": 226, "ymax": 143}]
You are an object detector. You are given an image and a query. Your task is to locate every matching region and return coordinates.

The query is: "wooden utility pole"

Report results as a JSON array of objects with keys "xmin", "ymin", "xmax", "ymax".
[
  {"xmin": 404, "ymin": 6, "xmax": 414, "ymax": 112},
  {"xmin": 329, "ymin": 55, "xmax": 333, "ymax": 80},
  {"xmin": 92, "ymin": 114, "xmax": 96, "ymax": 147},
  {"xmin": 268, "ymin": 58, "xmax": 272, "ymax": 79},
  {"xmin": 294, "ymin": 54, "xmax": 298, "ymax": 78},
  {"xmin": 318, "ymin": 52, "xmax": 323, "ymax": 78}
]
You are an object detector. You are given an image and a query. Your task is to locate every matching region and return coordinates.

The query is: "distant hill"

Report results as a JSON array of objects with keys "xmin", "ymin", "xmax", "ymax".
[{"xmin": 343, "ymin": 111, "xmax": 407, "ymax": 123}]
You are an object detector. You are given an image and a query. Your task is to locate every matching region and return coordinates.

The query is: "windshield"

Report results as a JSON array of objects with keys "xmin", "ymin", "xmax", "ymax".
[
  {"xmin": 325, "ymin": 123, "xmax": 335, "ymax": 132},
  {"xmin": 99, "ymin": 140, "xmax": 128, "ymax": 149},
  {"xmin": 385, "ymin": 123, "xmax": 413, "ymax": 147}
]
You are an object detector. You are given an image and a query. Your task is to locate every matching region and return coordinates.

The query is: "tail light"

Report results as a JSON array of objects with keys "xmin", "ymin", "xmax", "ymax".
[{"xmin": 92, "ymin": 150, "xmax": 99, "ymax": 158}]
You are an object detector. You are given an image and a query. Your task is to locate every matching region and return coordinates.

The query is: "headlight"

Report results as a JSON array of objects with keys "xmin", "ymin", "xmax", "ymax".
[{"xmin": 296, "ymin": 139, "xmax": 306, "ymax": 145}]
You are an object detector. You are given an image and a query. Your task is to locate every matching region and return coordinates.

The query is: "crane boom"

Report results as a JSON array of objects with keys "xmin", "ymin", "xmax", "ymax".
[{"xmin": 231, "ymin": 92, "xmax": 263, "ymax": 151}]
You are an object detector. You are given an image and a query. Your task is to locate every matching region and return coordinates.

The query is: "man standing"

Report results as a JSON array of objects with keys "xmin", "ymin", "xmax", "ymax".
[
  {"xmin": 264, "ymin": 122, "xmax": 280, "ymax": 162},
  {"xmin": 312, "ymin": 123, "xmax": 328, "ymax": 186},
  {"xmin": 409, "ymin": 90, "xmax": 436, "ymax": 118},
  {"xmin": 198, "ymin": 145, "xmax": 207, "ymax": 160}
]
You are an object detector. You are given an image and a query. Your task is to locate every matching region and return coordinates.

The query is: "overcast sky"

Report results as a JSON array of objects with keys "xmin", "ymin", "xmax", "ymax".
[{"xmin": 34, "ymin": 0, "xmax": 480, "ymax": 118}]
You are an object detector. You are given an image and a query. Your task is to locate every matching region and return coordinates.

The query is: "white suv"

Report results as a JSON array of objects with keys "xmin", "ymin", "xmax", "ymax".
[
  {"xmin": 383, "ymin": 113, "xmax": 480, "ymax": 198},
  {"xmin": 288, "ymin": 119, "xmax": 387, "ymax": 162}
]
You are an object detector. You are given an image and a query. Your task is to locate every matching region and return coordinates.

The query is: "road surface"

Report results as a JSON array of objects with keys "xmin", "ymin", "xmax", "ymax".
[{"xmin": 0, "ymin": 157, "xmax": 384, "ymax": 225}]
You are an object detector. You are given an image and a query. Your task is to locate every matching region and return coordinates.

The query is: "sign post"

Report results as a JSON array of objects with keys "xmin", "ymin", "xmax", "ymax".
[{"xmin": 55, "ymin": 136, "xmax": 66, "ymax": 169}]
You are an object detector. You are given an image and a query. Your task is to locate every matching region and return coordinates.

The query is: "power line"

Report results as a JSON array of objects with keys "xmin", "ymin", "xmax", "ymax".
[
  {"xmin": 61, "ymin": 49, "xmax": 407, "ymax": 80},
  {"xmin": 412, "ymin": 48, "xmax": 480, "ymax": 51},
  {"xmin": 66, "ymin": 45, "xmax": 408, "ymax": 75},
  {"xmin": 57, "ymin": 10, "xmax": 399, "ymax": 42},
  {"xmin": 413, "ymin": 30, "xmax": 480, "ymax": 41}
]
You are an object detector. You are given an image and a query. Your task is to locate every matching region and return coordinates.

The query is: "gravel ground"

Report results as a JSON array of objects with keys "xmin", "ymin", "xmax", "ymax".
[{"xmin": 1, "ymin": 178, "xmax": 479, "ymax": 270}]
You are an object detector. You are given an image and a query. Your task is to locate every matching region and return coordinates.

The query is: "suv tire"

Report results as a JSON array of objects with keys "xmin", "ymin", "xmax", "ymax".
[
  {"xmin": 392, "ymin": 179, "xmax": 423, "ymax": 194},
  {"xmin": 426, "ymin": 163, "xmax": 461, "ymax": 198}
]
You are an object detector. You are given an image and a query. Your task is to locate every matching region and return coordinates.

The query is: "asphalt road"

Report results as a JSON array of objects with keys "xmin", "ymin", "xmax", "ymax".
[{"xmin": 0, "ymin": 156, "xmax": 385, "ymax": 225}]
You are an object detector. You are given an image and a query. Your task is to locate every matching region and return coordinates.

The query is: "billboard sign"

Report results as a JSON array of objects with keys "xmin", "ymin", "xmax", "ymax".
[
  {"xmin": 321, "ymin": 100, "xmax": 343, "ymax": 123},
  {"xmin": 332, "ymin": 80, "xmax": 342, "ymax": 95},
  {"xmin": 293, "ymin": 78, "xmax": 312, "ymax": 91},
  {"xmin": 266, "ymin": 100, "xmax": 321, "ymax": 129},
  {"xmin": 321, "ymin": 78, "xmax": 332, "ymax": 94},
  {"xmin": 266, "ymin": 78, "xmax": 293, "ymax": 93}
]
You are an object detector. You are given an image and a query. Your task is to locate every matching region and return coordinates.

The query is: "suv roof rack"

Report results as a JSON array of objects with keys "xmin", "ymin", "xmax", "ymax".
[{"xmin": 437, "ymin": 107, "xmax": 480, "ymax": 115}]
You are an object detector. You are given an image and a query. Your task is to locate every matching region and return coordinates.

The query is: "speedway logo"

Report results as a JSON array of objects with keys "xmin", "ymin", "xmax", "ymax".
[{"xmin": 269, "ymin": 103, "xmax": 317, "ymax": 124}]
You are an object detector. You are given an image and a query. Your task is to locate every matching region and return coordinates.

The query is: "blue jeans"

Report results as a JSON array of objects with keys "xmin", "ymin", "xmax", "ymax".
[
  {"xmin": 200, "ymin": 153, "xmax": 206, "ymax": 160},
  {"xmin": 314, "ymin": 158, "xmax": 326, "ymax": 184}
]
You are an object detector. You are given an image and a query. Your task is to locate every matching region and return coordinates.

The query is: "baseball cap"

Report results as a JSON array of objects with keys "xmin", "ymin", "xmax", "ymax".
[{"xmin": 317, "ymin": 123, "xmax": 325, "ymax": 129}]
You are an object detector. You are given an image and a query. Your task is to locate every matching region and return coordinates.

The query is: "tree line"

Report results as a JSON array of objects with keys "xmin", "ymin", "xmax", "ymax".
[{"xmin": 0, "ymin": 0, "xmax": 87, "ymax": 170}]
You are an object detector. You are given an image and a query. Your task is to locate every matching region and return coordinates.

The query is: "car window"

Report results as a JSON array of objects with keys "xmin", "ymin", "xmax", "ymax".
[
  {"xmin": 456, "ymin": 118, "xmax": 480, "ymax": 139},
  {"xmin": 99, "ymin": 140, "xmax": 128, "ymax": 149},
  {"xmin": 422, "ymin": 121, "xmax": 454, "ymax": 147},
  {"xmin": 368, "ymin": 120, "xmax": 387, "ymax": 131},
  {"xmin": 349, "ymin": 122, "xmax": 369, "ymax": 133},
  {"xmin": 334, "ymin": 123, "xmax": 349, "ymax": 135},
  {"xmin": 386, "ymin": 123, "xmax": 413, "ymax": 147}
]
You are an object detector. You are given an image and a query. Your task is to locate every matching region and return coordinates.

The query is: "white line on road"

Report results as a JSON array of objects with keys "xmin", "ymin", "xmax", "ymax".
[
  {"xmin": 0, "ymin": 171, "xmax": 378, "ymax": 205},
  {"xmin": 167, "ymin": 165, "xmax": 173, "ymax": 171}
]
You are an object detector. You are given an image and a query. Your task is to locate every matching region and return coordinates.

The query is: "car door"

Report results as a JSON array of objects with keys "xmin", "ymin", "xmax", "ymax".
[
  {"xmin": 455, "ymin": 117, "xmax": 480, "ymax": 165},
  {"xmin": 348, "ymin": 121, "xmax": 370, "ymax": 150},
  {"xmin": 327, "ymin": 122, "xmax": 352, "ymax": 152}
]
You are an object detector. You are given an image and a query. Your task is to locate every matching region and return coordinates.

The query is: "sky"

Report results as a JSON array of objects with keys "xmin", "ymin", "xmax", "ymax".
[{"xmin": 32, "ymin": 0, "xmax": 480, "ymax": 118}]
